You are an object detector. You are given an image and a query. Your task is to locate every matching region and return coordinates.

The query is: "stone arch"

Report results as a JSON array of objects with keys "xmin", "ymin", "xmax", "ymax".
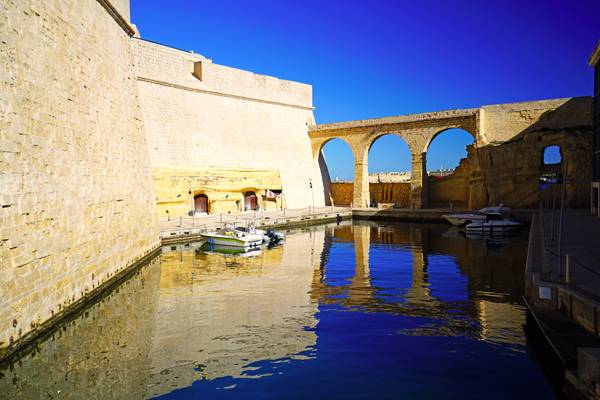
[
  {"xmin": 312, "ymin": 136, "xmax": 357, "ymax": 165},
  {"xmin": 422, "ymin": 127, "xmax": 477, "ymax": 154},
  {"xmin": 424, "ymin": 128, "xmax": 476, "ymax": 174},
  {"xmin": 363, "ymin": 131, "xmax": 415, "ymax": 161},
  {"xmin": 366, "ymin": 133, "xmax": 413, "ymax": 208},
  {"xmin": 315, "ymin": 137, "xmax": 356, "ymax": 207}
]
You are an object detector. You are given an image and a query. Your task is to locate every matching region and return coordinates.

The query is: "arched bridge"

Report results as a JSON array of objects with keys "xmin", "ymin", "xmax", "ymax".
[{"xmin": 309, "ymin": 108, "xmax": 479, "ymax": 208}]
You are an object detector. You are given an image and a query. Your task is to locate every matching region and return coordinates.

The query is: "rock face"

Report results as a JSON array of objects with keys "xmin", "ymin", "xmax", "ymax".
[
  {"xmin": 430, "ymin": 101, "xmax": 593, "ymax": 209},
  {"xmin": 0, "ymin": 0, "xmax": 160, "ymax": 351}
]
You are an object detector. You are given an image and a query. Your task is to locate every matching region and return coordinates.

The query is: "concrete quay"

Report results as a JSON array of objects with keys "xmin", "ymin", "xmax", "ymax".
[
  {"xmin": 159, "ymin": 206, "xmax": 536, "ymax": 244},
  {"xmin": 159, "ymin": 207, "xmax": 353, "ymax": 244},
  {"xmin": 525, "ymin": 210, "xmax": 600, "ymax": 399}
]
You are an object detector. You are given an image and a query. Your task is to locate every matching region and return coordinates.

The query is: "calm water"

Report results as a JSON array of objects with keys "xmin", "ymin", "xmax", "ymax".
[{"xmin": 0, "ymin": 221, "xmax": 555, "ymax": 399}]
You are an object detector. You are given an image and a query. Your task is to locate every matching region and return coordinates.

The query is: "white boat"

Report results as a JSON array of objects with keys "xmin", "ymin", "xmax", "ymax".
[
  {"xmin": 465, "ymin": 214, "xmax": 522, "ymax": 234},
  {"xmin": 200, "ymin": 228, "xmax": 263, "ymax": 248},
  {"xmin": 443, "ymin": 205, "xmax": 510, "ymax": 227},
  {"xmin": 236, "ymin": 225, "xmax": 285, "ymax": 244},
  {"xmin": 198, "ymin": 243, "xmax": 263, "ymax": 257}
]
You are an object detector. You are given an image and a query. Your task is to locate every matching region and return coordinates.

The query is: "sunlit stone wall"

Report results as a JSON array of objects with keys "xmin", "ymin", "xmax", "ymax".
[
  {"xmin": 0, "ymin": 0, "xmax": 160, "ymax": 351},
  {"xmin": 330, "ymin": 182, "xmax": 410, "ymax": 207},
  {"xmin": 132, "ymin": 39, "xmax": 323, "ymax": 216}
]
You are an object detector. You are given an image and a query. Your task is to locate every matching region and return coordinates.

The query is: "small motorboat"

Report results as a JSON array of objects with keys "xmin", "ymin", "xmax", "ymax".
[
  {"xmin": 200, "ymin": 227, "xmax": 263, "ymax": 248},
  {"xmin": 465, "ymin": 213, "xmax": 522, "ymax": 234},
  {"xmin": 236, "ymin": 225, "xmax": 285, "ymax": 245},
  {"xmin": 443, "ymin": 204, "xmax": 510, "ymax": 227},
  {"xmin": 198, "ymin": 242, "xmax": 262, "ymax": 257}
]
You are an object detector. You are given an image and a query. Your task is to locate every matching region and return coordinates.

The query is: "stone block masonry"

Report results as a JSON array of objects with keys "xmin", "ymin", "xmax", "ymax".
[
  {"xmin": 132, "ymin": 39, "xmax": 325, "ymax": 213},
  {"xmin": 0, "ymin": 0, "xmax": 160, "ymax": 352}
]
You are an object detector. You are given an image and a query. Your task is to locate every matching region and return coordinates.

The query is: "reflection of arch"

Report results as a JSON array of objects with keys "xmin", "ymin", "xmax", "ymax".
[
  {"xmin": 194, "ymin": 193, "xmax": 208, "ymax": 214},
  {"xmin": 244, "ymin": 191, "xmax": 258, "ymax": 211}
]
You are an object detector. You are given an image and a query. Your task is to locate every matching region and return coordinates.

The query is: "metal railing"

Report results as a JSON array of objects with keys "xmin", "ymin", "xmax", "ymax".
[
  {"xmin": 538, "ymin": 160, "xmax": 598, "ymax": 294},
  {"xmin": 158, "ymin": 206, "xmax": 349, "ymax": 232}
]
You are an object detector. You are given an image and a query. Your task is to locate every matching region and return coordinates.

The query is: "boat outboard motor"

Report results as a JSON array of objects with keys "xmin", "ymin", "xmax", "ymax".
[{"xmin": 266, "ymin": 229, "xmax": 281, "ymax": 243}]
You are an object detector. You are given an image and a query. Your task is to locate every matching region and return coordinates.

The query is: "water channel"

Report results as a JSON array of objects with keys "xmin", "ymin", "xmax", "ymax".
[{"xmin": 0, "ymin": 221, "xmax": 556, "ymax": 399}]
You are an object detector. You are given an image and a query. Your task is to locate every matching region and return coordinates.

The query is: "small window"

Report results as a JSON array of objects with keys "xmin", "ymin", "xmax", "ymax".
[
  {"xmin": 542, "ymin": 145, "xmax": 562, "ymax": 165},
  {"xmin": 192, "ymin": 61, "xmax": 203, "ymax": 80}
]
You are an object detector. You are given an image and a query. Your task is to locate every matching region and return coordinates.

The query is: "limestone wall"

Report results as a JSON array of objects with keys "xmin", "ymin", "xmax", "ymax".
[
  {"xmin": 0, "ymin": 0, "xmax": 159, "ymax": 351},
  {"xmin": 427, "ymin": 98, "xmax": 593, "ymax": 209},
  {"xmin": 107, "ymin": 0, "xmax": 130, "ymax": 22},
  {"xmin": 132, "ymin": 39, "xmax": 322, "ymax": 214},
  {"xmin": 330, "ymin": 182, "xmax": 410, "ymax": 207},
  {"xmin": 153, "ymin": 166, "xmax": 284, "ymax": 216}
]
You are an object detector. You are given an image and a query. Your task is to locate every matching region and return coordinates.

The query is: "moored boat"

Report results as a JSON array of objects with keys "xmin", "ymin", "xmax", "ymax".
[
  {"xmin": 198, "ymin": 242, "xmax": 263, "ymax": 257},
  {"xmin": 465, "ymin": 214, "xmax": 522, "ymax": 234},
  {"xmin": 443, "ymin": 205, "xmax": 510, "ymax": 227},
  {"xmin": 236, "ymin": 225, "xmax": 285, "ymax": 245},
  {"xmin": 200, "ymin": 228, "xmax": 263, "ymax": 248}
]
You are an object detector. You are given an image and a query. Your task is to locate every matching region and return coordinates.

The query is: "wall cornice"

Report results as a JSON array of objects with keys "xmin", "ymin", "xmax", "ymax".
[
  {"xmin": 96, "ymin": 0, "xmax": 135, "ymax": 36},
  {"xmin": 137, "ymin": 76, "xmax": 315, "ymax": 111}
]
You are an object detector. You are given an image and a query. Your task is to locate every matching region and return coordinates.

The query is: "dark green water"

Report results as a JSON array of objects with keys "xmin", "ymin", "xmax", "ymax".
[{"xmin": 0, "ymin": 221, "xmax": 555, "ymax": 399}]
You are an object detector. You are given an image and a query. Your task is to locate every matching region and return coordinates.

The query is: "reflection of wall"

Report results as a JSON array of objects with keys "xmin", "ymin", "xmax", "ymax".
[
  {"xmin": 0, "ymin": 258, "xmax": 162, "ymax": 400},
  {"xmin": 476, "ymin": 300, "xmax": 525, "ymax": 346},
  {"xmin": 146, "ymin": 230, "xmax": 324, "ymax": 397},
  {"xmin": 326, "ymin": 222, "xmax": 527, "ymax": 343}
]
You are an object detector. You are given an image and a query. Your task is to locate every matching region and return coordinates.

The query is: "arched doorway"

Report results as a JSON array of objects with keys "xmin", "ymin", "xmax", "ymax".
[
  {"xmin": 244, "ymin": 191, "xmax": 258, "ymax": 211},
  {"xmin": 194, "ymin": 194, "xmax": 208, "ymax": 214},
  {"xmin": 540, "ymin": 145, "xmax": 563, "ymax": 190}
]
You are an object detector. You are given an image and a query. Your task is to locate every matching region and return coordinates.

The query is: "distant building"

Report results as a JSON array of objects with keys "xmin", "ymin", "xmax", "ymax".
[
  {"xmin": 590, "ymin": 41, "xmax": 600, "ymax": 216},
  {"xmin": 368, "ymin": 172, "xmax": 412, "ymax": 183},
  {"xmin": 427, "ymin": 168, "xmax": 456, "ymax": 178}
]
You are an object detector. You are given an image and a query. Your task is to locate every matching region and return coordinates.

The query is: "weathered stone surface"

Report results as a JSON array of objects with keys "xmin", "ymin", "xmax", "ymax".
[
  {"xmin": 153, "ymin": 166, "xmax": 284, "ymax": 216},
  {"xmin": 0, "ymin": 0, "xmax": 159, "ymax": 350},
  {"xmin": 132, "ymin": 39, "xmax": 323, "ymax": 212},
  {"xmin": 311, "ymin": 97, "xmax": 592, "ymax": 209},
  {"xmin": 331, "ymin": 182, "xmax": 410, "ymax": 207}
]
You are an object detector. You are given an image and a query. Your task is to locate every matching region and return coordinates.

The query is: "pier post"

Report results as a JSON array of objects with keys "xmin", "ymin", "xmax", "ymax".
[
  {"xmin": 410, "ymin": 152, "xmax": 428, "ymax": 209},
  {"xmin": 353, "ymin": 157, "xmax": 370, "ymax": 208},
  {"xmin": 565, "ymin": 254, "xmax": 571, "ymax": 284}
]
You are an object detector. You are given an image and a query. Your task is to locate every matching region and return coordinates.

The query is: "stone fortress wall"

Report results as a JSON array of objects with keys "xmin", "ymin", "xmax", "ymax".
[
  {"xmin": 0, "ymin": 0, "xmax": 160, "ymax": 353},
  {"xmin": 0, "ymin": 0, "xmax": 595, "ymax": 361},
  {"xmin": 132, "ymin": 39, "xmax": 324, "ymax": 216}
]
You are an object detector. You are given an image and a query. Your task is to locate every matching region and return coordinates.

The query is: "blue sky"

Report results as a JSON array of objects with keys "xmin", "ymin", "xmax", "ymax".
[{"xmin": 131, "ymin": 0, "xmax": 600, "ymax": 180}]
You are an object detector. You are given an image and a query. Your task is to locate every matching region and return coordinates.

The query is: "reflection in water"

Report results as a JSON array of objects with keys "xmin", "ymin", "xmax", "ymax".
[{"xmin": 0, "ymin": 221, "xmax": 555, "ymax": 399}]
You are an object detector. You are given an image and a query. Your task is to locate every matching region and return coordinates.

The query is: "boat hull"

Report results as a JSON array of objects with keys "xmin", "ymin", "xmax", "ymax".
[
  {"xmin": 465, "ymin": 220, "xmax": 521, "ymax": 234},
  {"xmin": 201, "ymin": 233, "xmax": 262, "ymax": 248},
  {"xmin": 443, "ymin": 214, "xmax": 485, "ymax": 227}
]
